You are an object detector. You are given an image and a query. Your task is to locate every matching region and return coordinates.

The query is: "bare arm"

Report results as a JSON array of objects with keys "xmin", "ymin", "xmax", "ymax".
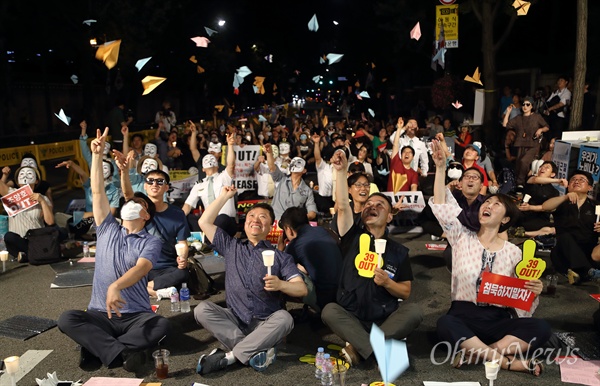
[
  {"xmin": 391, "ymin": 117, "xmax": 405, "ymax": 159},
  {"xmin": 56, "ymin": 160, "xmax": 89, "ymax": 183},
  {"xmin": 311, "ymin": 133, "xmax": 323, "ymax": 167},
  {"xmin": 198, "ymin": 186, "xmax": 237, "ymax": 243},
  {"xmin": 106, "ymin": 257, "xmax": 153, "ymax": 318},
  {"xmin": 121, "ymin": 126, "xmax": 129, "ymax": 158},
  {"xmin": 265, "ymin": 143, "xmax": 276, "ymax": 172},
  {"xmin": 113, "ymin": 150, "xmax": 135, "ymax": 201},
  {"xmin": 91, "ymin": 128, "xmax": 111, "ymax": 225},
  {"xmin": 374, "ymin": 267, "xmax": 411, "ymax": 299},
  {"xmin": 189, "ymin": 120, "xmax": 201, "ymax": 163},
  {"xmin": 264, "ymin": 275, "xmax": 307, "ymax": 297},
  {"xmin": 0, "ymin": 166, "xmax": 11, "ymax": 196},
  {"xmin": 432, "ymin": 140, "xmax": 447, "ymax": 204},
  {"xmin": 332, "ymin": 150, "xmax": 353, "ymax": 237},
  {"xmin": 31, "ymin": 192, "xmax": 54, "ymax": 225},
  {"xmin": 225, "ymin": 133, "xmax": 236, "ymax": 178},
  {"xmin": 541, "ymin": 193, "xmax": 573, "ymax": 212}
]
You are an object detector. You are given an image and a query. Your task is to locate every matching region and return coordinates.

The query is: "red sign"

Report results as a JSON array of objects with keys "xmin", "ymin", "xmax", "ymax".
[
  {"xmin": 477, "ymin": 272, "xmax": 535, "ymax": 312},
  {"xmin": 590, "ymin": 294, "xmax": 600, "ymax": 302},
  {"xmin": 439, "ymin": 0, "xmax": 456, "ymax": 4},
  {"xmin": 1, "ymin": 185, "xmax": 36, "ymax": 217}
]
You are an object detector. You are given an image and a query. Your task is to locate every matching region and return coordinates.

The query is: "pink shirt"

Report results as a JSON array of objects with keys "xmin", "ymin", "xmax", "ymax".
[{"xmin": 429, "ymin": 189, "xmax": 538, "ymax": 317}]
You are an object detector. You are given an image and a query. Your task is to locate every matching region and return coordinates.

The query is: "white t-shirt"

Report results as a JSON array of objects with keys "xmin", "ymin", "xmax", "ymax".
[
  {"xmin": 397, "ymin": 135, "xmax": 429, "ymax": 176},
  {"xmin": 255, "ymin": 162, "xmax": 274, "ymax": 197},
  {"xmin": 315, "ymin": 159, "xmax": 333, "ymax": 197},
  {"xmin": 185, "ymin": 171, "xmax": 236, "ymax": 217}
]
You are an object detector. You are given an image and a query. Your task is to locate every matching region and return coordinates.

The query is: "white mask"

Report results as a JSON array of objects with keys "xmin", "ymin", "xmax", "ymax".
[
  {"xmin": 144, "ymin": 143, "xmax": 157, "ymax": 157},
  {"xmin": 121, "ymin": 201, "xmax": 144, "ymax": 221},
  {"xmin": 103, "ymin": 142, "xmax": 111, "ymax": 156},
  {"xmin": 102, "ymin": 162, "xmax": 112, "ymax": 180},
  {"xmin": 21, "ymin": 157, "xmax": 37, "ymax": 169},
  {"xmin": 17, "ymin": 167, "xmax": 36, "ymax": 185},
  {"xmin": 188, "ymin": 166, "xmax": 199, "ymax": 175},
  {"xmin": 141, "ymin": 158, "xmax": 158, "ymax": 174},
  {"xmin": 447, "ymin": 168, "xmax": 463, "ymax": 180}
]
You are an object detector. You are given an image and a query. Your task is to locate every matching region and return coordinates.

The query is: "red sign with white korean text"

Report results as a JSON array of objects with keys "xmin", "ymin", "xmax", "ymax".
[
  {"xmin": 477, "ymin": 272, "xmax": 535, "ymax": 312},
  {"xmin": 1, "ymin": 185, "xmax": 36, "ymax": 217}
]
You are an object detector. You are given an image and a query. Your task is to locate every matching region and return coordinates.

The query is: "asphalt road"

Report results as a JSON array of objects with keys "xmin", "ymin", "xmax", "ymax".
[{"xmin": 1, "ymin": 189, "xmax": 599, "ymax": 386}]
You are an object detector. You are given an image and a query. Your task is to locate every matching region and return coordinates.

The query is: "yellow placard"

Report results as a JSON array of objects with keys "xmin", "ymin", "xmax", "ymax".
[
  {"xmin": 435, "ymin": 4, "xmax": 459, "ymax": 48},
  {"xmin": 354, "ymin": 234, "xmax": 382, "ymax": 278},
  {"xmin": 515, "ymin": 239, "xmax": 546, "ymax": 280},
  {"xmin": 168, "ymin": 170, "xmax": 192, "ymax": 182}
]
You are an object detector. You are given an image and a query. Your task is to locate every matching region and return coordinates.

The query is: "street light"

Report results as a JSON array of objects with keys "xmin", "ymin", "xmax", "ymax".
[{"xmin": 218, "ymin": 19, "xmax": 226, "ymax": 27}]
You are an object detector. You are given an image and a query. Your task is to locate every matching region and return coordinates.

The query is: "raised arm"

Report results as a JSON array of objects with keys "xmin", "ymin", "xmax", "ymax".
[
  {"xmin": 91, "ymin": 128, "xmax": 111, "ymax": 225},
  {"xmin": 79, "ymin": 120, "xmax": 92, "ymax": 168},
  {"xmin": 265, "ymin": 143, "xmax": 276, "ymax": 172},
  {"xmin": 113, "ymin": 150, "xmax": 135, "ymax": 201},
  {"xmin": 55, "ymin": 160, "xmax": 89, "ymax": 184},
  {"xmin": 542, "ymin": 193, "xmax": 574, "ymax": 212},
  {"xmin": 332, "ymin": 150, "xmax": 353, "ymax": 237},
  {"xmin": 391, "ymin": 117, "xmax": 404, "ymax": 159},
  {"xmin": 0, "ymin": 166, "xmax": 11, "ymax": 196},
  {"xmin": 312, "ymin": 133, "xmax": 323, "ymax": 167},
  {"xmin": 189, "ymin": 120, "xmax": 201, "ymax": 163},
  {"xmin": 432, "ymin": 140, "xmax": 447, "ymax": 204},
  {"xmin": 198, "ymin": 186, "xmax": 237, "ymax": 243},
  {"xmin": 121, "ymin": 126, "xmax": 129, "ymax": 157},
  {"xmin": 225, "ymin": 132, "xmax": 236, "ymax": 178}
]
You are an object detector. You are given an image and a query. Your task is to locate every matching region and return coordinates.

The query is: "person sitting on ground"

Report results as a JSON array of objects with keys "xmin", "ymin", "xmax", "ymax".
[
  {"xmin": 278, "ymin": 207, "xmax": 342, "ymax": 313},
  {"xmin": 58, "ymin": 128, "xmax": 170, "ymax": 373},
  {"xmin": 1, "ymin": 153, "xmax": 55, "ymax": 207},
  {"xmin": 460, "ymin": 143, "xmax": 488, "ymax": 195},
  {"xmin": 183, "ymin": 131, "xmax": 237, "ymax": 237},
  {"xmin": 516, "ymin": 161, "xmax": 566, "ymax": 237},
  {"xmin": 321, "ymin": 149, "xmax": 423, "ymax": 367},
  {"xmin": 473, "ymin": 141, "xmax": 499, "ymax": 193},
  {"xmin": 0, "ymin": 165, "xmax": 55, "ymax": 262},
  {"xmin": 265, "ymin": 143, "xmax": 317, "ymax": 220},
  {"xmin": 430, "ymin": 139, "xmax": 549, "ymax": 377},
  {"xmin": 542, "ymin": 170, "xmax": 600, "ymax": 284},
  {"xmin": 116, "ymin": 151, "xmax": 191, "ymax": 299},
  {"xmin": 194, "ymin": 188, "xmax": 307, "ymax": 374},
  {"xmin": 454, "ymin": 121, "xmax": 473, "ymax": 161}
]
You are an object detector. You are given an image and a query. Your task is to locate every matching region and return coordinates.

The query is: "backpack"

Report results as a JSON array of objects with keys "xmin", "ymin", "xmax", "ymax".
[
  {"xmin": 26, "ymin": 227, "xmax": 64, "ymax": 265},
  {"xmin": 187, "ymin": 257, "xmax": 218, "ymax": 300},
  {"xmin": 498, "ymin": 167, "xmax": 516, "ymax": 194}
]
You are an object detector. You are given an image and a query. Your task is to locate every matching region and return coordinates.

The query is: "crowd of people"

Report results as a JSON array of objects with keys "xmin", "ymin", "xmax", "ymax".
[{"xmin": 1, "ymin": 75, "xmax": 599, "ymax": 379}]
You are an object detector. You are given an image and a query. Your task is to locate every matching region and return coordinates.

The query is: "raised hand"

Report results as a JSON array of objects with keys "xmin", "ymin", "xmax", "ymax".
[
  {"xmin": 55, "ymin": 160, "xmax": 73, "ymax": 169},
  {"xmin": 220, "ymin": 185, "xmax": 237, "ymax": 200},
  {"xmin": 311, "ymin": 133, "xmax": 321, "ymax": 143},
  {"xmin": 226, "ymin": 132, "xmax": 236, "ymax": 146},
  {"xmin": 121, "ymin": 125, "xmax": 129, "ymax": 137},
  {"xmin": 331, "ymin": 148, "xmax": 348, "ymax": 171},
  {"xmin": 431, "ymin": 140, "xmax": 446, "ymax": 169},
  {"xmin": 91, "ymin": 128, "xmax": 110, "ymax": 155}
]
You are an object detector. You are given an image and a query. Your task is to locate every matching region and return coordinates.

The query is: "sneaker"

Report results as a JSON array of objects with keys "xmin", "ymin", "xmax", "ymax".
[
  {"xmin": 122, "ymin": 349, "xmax": 146, "ymax": 373},
  {"xmin": 339, "ymin": 344, "xmax": 361, "ymax": 367},
  {"xmin": 156, "ymin": 286, "xmax": 176, "ymax": 300},
  {"xmin": 196, "ymin": 348, "xmax": 228, "ymax": 375},
  {"xmin": 79, "ymin": 346, "xmax": 102, "ymax": 372},
  {"xmin": 431, "ymin": 235, "xmax": 442, "ymax": 241},
  {"xmin": 567, "ymin": 269, "xmax": 580, "ymax": 285},
  {"xmin": 588, "ymin": 268, "xmax": 600, "ymax": 283},
  {"xmin": 249, "ymin": 348, "xmax": 276, "ymax": 372}
]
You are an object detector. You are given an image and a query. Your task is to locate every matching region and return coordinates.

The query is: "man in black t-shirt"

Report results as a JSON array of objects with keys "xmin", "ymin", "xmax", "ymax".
[{"xmin": 321, "ymin": 150, "xmax": 422, "ymax": 367}]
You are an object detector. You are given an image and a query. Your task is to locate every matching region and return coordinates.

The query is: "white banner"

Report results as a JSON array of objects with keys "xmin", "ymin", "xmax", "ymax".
[
  {"xmin": 381, "ymin": 191, "xmax": 426, "ymax": 213},
  {"xmin": 232, "ymin": 145, "xmax": 261, "ymax": 193},
  {"xmin": 168, "ymin": 170, "xmax": 197, "ymax": 199}
]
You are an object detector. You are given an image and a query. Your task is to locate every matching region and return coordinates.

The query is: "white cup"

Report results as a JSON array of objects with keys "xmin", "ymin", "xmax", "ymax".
[
  {"xmin": 523, "ymin": 194, "xmax": 531, "ymax": 203},
  {"xmin": 4, "ymin": 355, "xmax": 20, "ymax": 374},
  {"xmin": 0, "ymin": 250, "xmax": 9, "ymax": 262},
  {"xmin": 374, "ymin": 239, "xmax": 387, "ymax": 254},
  {"xmin": 329, "ymin": 207, "xmax": 336, "ymax": 216},
  {"xmin": 262, "ymin": 250, "xmax": 275, "ymax": 267},
  {"xmin": 175, "ymin": 244, "xmax": 186, "ymax": 257},
  {"xmin": 484, "ymin": 361, "xmax": 500, "ymax": 380}
]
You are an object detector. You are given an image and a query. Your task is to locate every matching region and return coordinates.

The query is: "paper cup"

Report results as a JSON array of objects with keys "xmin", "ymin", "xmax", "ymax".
[
  {"xmin": 4, "ymin": 355, "xmax": 20, "ymax": 374},
  {"xmin": 0, "ymin": 250, "xmax": 9, "ymax": 262},
  {"xmin": 175, "ymin": 244, "xmax": 186, "ymax": 257},
  {"xmin": 262, "ymin": 250, "xmax": 275, "ymax": 267},
  {"xmin": 374, "ymin": 239, "xmax": 387, "ymax": 254},
  {"xmin": 329, "ymin": 207, "xmax": 336, "ymax": 216},
  {"xmin": 484, "ymin": 361, "xmax": 500, "ymax": 380},
  {"xmin": 523, "ymin": 194, "xmax": 531, "ymax": 203}
]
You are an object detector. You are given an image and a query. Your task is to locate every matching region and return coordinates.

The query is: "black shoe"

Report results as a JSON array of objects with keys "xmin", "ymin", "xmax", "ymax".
[
  {"xmin": 196, "ymin": 348, "xmax": 228, "ymax": 375},
  {"xmin": 122, "ymin": 349, "xmax": 146, "ymax": 373},
  {"xmin": 79, "ymin": 346, "xmax": 102, "ymax": 372}
]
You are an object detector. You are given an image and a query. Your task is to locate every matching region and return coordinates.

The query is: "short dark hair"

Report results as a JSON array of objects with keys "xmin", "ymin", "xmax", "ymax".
[
  {"xmin": 486, "ymin": 193, "xmax": 520, "ymax": 232},
  {"xmin": 146, "ymin": 169, "xmax": 170, "ymax": 184},
  {"xmin": 131, "ymin": 133, "xmax": 144, "ymax": 142},
  {"xmin": 558, "ymin": 75, "xmax": 570, "ymax": 83},
  {"xmin": 368, "ymin": 192, "xmax": 393, "ymax": 212},
  {"xmin": 460, "ymin": 167, "xmax": 484, "ymax": 182},
  {"xmin": 348, "ymin": 161, "xmax": 366, "ymax": 174},
  {"xmin": 248, "ymin": 202, "xmax": 275, "ymax": 225},
  {"xmin": 569, "ymin": 170, "xmax": 593, "ymax": 186},
  {"xmin": 132, "ymin": 192, "xmax": 156, "ymax": 223},
  {"xmin": 279, "ymin": 207, "xmax": 309, "ymax": 231},
  {"xmin": 348, "ymin": 172, "xmax": 370, "ymax": 187},
  {"xmin": 541, "ymin": 161, "xmax": 558, "ymax": 175},
  {"xmin": 21, "ymin": 153, "xmax": 38, "ymax": 164},
  {"xmin": 400, "ymin": 146, "xmax": 415, "ymax": 156}
]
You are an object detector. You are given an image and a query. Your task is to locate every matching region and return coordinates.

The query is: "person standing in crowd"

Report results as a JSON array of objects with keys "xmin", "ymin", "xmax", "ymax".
[
  {"xmin": 502, "ymin": 96, "xmax": 550, "ymax": 187},
  {"xmin": 107, "ymin": 100, "xmax": 133, "ymax": 152},
  {"xmin": 58, "ymin": 128, "xmax": 169, "ymax": 373},
  {"xmin": 155, "ymin": 101, "xmax": 177, "ymax": 132},
  {"xmin": 312, "ymin": 133, "xmax": 334, "ymax": 213},
  {"xmin": 392, "ymin": 117, "xmax": 429, "ymax": 178},
  {"xmin": 545, "ymin": 75, "xmax": 571, "ymax": 139}
]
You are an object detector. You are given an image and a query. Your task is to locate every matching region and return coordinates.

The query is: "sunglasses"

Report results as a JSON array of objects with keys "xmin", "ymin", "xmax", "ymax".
[
  {"xmin": 523, "ymin": 103, "xmax": 532, "ymax": 107},
  {"xmin": 145, "ymin": 177, "xmax": 167, "ymax": 186}
]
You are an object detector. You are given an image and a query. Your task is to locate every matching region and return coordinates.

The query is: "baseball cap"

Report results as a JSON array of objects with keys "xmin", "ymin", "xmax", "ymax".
[{"xmin": 466, "ymin": 143, "xmax": 481, "ymax": 156}]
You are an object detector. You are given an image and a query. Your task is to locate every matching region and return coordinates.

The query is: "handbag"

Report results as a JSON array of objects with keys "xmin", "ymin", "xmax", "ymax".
[
  {"xmin": 26, "ymin": 227, "xmax": 63, "ymax": 265},
  {"xmin": 187, "ymin": 256, "xmax": 217, "ymax": 299}
]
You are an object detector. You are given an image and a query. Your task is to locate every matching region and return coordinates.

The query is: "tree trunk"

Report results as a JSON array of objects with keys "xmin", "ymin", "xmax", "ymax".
[
  {"xmin": 481, "ymin": 0, "xmax": 497, "ymax": 144},
  {"xmin": 569, "ymin": 0, "xmax": 587, "ymax": 130}
]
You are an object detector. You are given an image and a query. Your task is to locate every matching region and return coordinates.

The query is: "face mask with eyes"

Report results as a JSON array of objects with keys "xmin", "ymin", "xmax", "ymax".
[
  {"xmin": 121, "ymin": 201, "xmax": 143, "ymax": 221},
  {"xmin": 21, "ymin": 157, "xmax": 37, "ymax": 169},
  {"xmin": 102, "ymin": 161, "xmax": 112, "ymax": 180},
  {"xmin": 144, "ymin": 143, "xmax": 157, "ymax": 157},
  {"xmin": 141, "ymin": 158, "xmax": 158, "ymax": 174},
  {"xmin": 103, "ymin": 142, "xmax": 112, "ymax": 156},
  {"xmin": 17, "ymin": 167, "xmax": 37, "ymax": 185}
]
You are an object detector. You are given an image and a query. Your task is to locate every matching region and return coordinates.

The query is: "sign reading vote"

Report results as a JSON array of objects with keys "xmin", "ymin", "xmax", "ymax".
[
  {"xmin": 1, "ymin": 185, "xmax": 36, "ymax": 217},
  {"xmin": 477, "ymin": 272, "xmax": 535, "ymax": 312}
]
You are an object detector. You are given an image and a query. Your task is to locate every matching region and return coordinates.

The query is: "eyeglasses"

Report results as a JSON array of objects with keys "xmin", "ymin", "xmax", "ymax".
[
  {"xmin": 145, "ymin": 177, "xmax": 166, "ymax": 186},
  {"xmin": 353, "ymin": 182, "xmax": 370, "ymax": 188},
  {"xmin": 570, "ymin": 178, "xmax": 589, "ymax": 184},
  {"xmin": 523, "ymin": 103, "xmax": 532, "ymax": 107},
  {"xmin": 462, "ymin": 174, "xmax": 481, "ymax": 181}
]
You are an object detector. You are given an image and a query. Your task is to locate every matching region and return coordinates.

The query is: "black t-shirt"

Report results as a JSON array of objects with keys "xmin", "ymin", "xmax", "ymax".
[
  {"xmin": 337, "ymin": 220, "xmax": 413, "ymax": 322},
  {"xmin": 554, "ymin": 197, "xmax": 598, "ymax": 244},
  {"xmin": 522, "ymin": 183, "xmax": 559, "ymax": 224}
]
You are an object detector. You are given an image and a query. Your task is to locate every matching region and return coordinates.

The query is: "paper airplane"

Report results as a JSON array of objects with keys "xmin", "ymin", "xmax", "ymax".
[
  {"xmin": 368, "ymin": 108, "xmax": 375, "ymax": 117},
  {"xmin": 258, "ymin": 114, "xmax": 267, "ymax": 122},
  {"xmin": 233, "ymin": 74, "xmax": 242, "ymax": 88},
  {"xmin": 95, "ymin": 40, "xmax": 121, "ymax": 70},
  {"xmin": 355, "ymin": 80, "xmax": 360, "ymax": 87},
  {"xmin": 214, "ymin": 105, "xmax": 225, "ymax": 112},
  {"xmin": 235, "ymin": 45, "xmax": 241, "ymax": 53},
  {"xmin": 452, "ymin": 100, "xmax": 463, "ymax": 109},
  {"xmin": 237, "ymin": 66, "xmax": 252, "ymax": 78},
  {"xmin": 512, "ymin": 0, "xmax": 531, "ymax": 16},
  {"xmin": 359, "ymin": 91, "xmax": 370, "ymax": 99},
  {"xmin": 264, "ymin": 54, "xmax": 273, "ymax": 63},
  {"xmin": 464, "ymin": 67, "xmax": 483, "ymax": 86},
  {"xmin": 319, "ymin": 56, "xmax": 326, "ymax": 64},
  {"xmin": 135, "ymin": 57, "xmax": 151, "ymax": 71},
  {"xmin": 356, "ymin": 95, "xmax": 363, "ymax": 101},
  {"xmin": 273, "ymin": 83, "xmax": 277, "ymax": 91},
  {"xmin": 432, "ymin": 47, "xmax": 446, "ymax": 69},
  {"xmin": 70, "ymin": 75, "xmax": 78, "ymax": 84},
  {"xmin": 308, "ymin": 14, "xmax": 319, "ymax": 32},
  {"xmin": 333, "ymin": 20, "xmax": 339, "ymax": 25},
  {"xmin": 141, "ymin": 76, "xmax": 166, "ymax": 95},
  {"xmin": 410, "ymin": 22, "xmax": 422, "ymax": 40},
  {"xmin": 82, "ymin": 19, "xmax": 96, "ymax": 26},
  {"xmin": 72, "ymin": 211, "xmax": 84, "ymax": 226},
  {"xmin": 326, "ymin": 53, "xmax": 344, "ymax": 64},
  {"xmin": 54, "ymin": 109, "xmax": 71, "ymax": 126},
  {"xmin": 197, "ymin": 65, "xmax": 205, "ymax": 74},
  {"xmin": 191, "ymin": 36, "xmax": 210, "ymax": 48},
  {"xmin": 204, "ymin": 26, "xmax": 218, "ymax": 36},
  {"xmin": 252, "ymin": 85, "xmax": 259, "ymax": 93},
  {"xmin": 294, "ymin": 70, "xmax": 300, "ymax": 75},
  {"xmin": 254, "ymin": 76, "xmax": 265, "ymax": 94},
  {"xmin": 370, "ymin": 324, "xmax": 409, "ymax": 385},
  {"xmin": 312, "ymin": 75, "xmax": 322, "ymax": 83},
  {"xmin": 189, "ymin": 56, "xmax": 197, "ymax": 64}
]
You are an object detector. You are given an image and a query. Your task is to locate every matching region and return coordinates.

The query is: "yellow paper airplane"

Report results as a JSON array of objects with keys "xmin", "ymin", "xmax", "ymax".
[
  {"xmin": 464, "ymin": 67, "xmax": 483, "ymax": 86},
  {"xmin": 322, "ymin": 115, "xmax": 328, "ymax": 128},
  {"xmin": 235, "ymin": 45, "xmax": 241, "ymax": 53},
  {"xmin": 512, "ymin": 0, "xmax": 531, "ymax": 16},
  {"xmin": 253, "ymin": 76, "xmax": 265, "ymax": 94},
  {"xmin": 141, "ymin": 76, "xmax": 166, "ymax": 95},
  {"xmin": 189, "ymin": 56, "xmax": 197, "ymax": 64},
  {"xmin": 95, "ymin": 40, "xmax": 121, "ymax": 70},
  {"xmin": 273, "ymin": 83, "xmax": 278, "ymax": 91},
  {"xmin": 197, "ymin": 65, "xmax": 205, "ymax": 74},
  {"xmin": 354, "ymin": 80, "xmax": 360, "ymax": 87},
  {"xmin": 214, "ymin": 105, "xmax": 224, "ymax": 112}
]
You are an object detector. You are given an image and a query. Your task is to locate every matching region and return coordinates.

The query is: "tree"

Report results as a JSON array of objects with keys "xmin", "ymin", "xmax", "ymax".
[{"xmin": 569, "ymin": 0, "xmax": 587, "ymax": 130}]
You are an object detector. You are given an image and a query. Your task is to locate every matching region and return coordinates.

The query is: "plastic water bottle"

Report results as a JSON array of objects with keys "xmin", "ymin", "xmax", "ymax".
[
  {"xmin": 321, "ymin": 353, "xmax": 333, "ymax": 386},
  {"xmin": 315, "ymin": 347, "xmax": 325, "ymax": 379},
  {"xmin": 179, "ymin": 283, "xmax": 191, "ymax": 313},
  {"xmin": 83, "ymin": 242, "xmax": 90, "ymax": 258},
  {"xmin": 170, "ymin": 287, "xmax": 180, "ymax": 312}
]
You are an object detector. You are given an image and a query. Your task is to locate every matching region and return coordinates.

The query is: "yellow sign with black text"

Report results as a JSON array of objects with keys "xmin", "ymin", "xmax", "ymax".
[{"xmin": 435, "ymin": 4, "xmax": 459, "ymax": 48}]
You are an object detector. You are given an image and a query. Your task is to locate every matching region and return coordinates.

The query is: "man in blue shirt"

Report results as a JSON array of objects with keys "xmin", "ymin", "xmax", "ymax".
[
  {"xmin": 58, "ymin": 128, "xmax": 170, "ymax": 372},
  {"xmin": 194, "ymin": 186, "xmax": 307, "ymax": 374}
]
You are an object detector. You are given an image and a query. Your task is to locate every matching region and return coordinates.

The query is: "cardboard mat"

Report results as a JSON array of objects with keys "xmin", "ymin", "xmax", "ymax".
[{"xmin": 0, "ymin": 315, "xmax": 57, "ymax": 340}]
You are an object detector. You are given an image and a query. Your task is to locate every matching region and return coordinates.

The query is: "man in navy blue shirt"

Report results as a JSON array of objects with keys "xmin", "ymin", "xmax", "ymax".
[{"xmin": 194, "ymin": 186, "xmax": 307, "ymax": 375}]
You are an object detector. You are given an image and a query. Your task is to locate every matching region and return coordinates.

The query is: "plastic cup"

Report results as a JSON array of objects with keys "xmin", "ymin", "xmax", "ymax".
[
  {"xmin": 332, "ymin": 364, "xmax": 348, "ymax": 386},
  {"xmin": 175, "ymin": 243, "xmax": 186, "ymax": 257},
  {"xmin": 374, "ymin": 239, "xmax": 387, "ymax": 254},
  {"xmin": 0, "ymin": 250, "xmax": 9, "ymax": 261},
  {"xmin": 152, "ymin": 349, "xmax": 170, "ymax": 379},
  {"xmin": 262, "ymin": 250, "xmax": 275, "ymax": 276},
  {"xmin": 329, "ymin": 207, "xmax": 336, "ymax": 216},
  {"xmin": 484, "ymin": 360, "xmax": 500, "ymax": 380},
  {"xmin": 523, "ymin": 194, "xmax": 531, "ymax": 203}
]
